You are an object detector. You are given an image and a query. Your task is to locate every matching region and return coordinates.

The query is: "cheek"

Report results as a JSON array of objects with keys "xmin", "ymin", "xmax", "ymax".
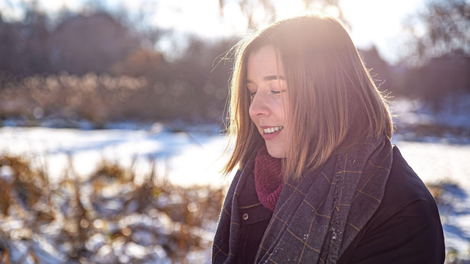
[
  {"xmin": 249, "ymin": 108, "xmax": 257, "ymax": 125},
  {"xmin": 249, "ymin": 115, "xmax": 255, "ymax": 124},
  {"xmin": 277, "ymin": 99, "xmax": 289, "ymax": 120},
  {"xmin": 248, "ymin": 102, "xmax": 255, "ymax": 119},
  {"xmin": 282, "ymin": 96, "xmax": 290, "ymax": 119}
]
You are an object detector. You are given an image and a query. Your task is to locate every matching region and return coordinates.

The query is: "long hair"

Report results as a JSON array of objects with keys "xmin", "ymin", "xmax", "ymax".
[{"xmin": 223, "ymin": 14, "xmax": 393, "ymax": 180}]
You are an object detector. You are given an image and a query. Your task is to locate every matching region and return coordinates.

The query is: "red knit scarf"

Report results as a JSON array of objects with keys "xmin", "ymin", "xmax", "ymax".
[{"xmin": 254, "ymin": 145, "xmax": 284, "ymax": 211}]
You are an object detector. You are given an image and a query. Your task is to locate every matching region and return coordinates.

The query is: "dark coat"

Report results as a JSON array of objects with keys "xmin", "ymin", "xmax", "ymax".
[{"xmin": 213, "ymin": 146, "xmax": 445, "ymax": 263}]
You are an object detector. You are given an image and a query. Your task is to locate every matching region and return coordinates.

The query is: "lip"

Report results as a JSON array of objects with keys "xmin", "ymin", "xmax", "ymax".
[{"xmin": 260, "ymin": 126, "xmax": 283, "ymax": 140}]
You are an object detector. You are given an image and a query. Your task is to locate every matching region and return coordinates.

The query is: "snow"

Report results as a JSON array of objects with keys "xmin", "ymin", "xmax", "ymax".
[
  {"xmin": 394, "ymin": 141, "xmax": 470, "ymax": 190},
  {"xmin": 392, "ymin": 95, "xmax": 470, "ymax": 131},
  {"xmin": 0, "ymin": 126, "xmax": 234, "ymax": 187},
  {"xmin": 1, "ymin": 125, "xmax": 470, "ymax": 261}
]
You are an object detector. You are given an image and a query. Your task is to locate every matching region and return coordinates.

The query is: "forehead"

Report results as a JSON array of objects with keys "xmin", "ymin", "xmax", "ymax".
[{"xmin": 246, "ymin": 45, "xmax": 285, "ymax": 81}]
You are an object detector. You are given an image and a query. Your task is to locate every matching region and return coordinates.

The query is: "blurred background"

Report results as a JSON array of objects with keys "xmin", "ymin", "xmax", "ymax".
[{"xmin": 0, "ymin": 0, "xmax": 469, "ymax": 263}]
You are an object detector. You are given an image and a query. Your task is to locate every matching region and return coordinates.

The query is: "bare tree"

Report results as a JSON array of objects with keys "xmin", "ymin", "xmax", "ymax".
[
  {"xmin": 217, "ymin": 0, "xmax": 275, "ymax": 29},
  {"xmin": 218, "ymin": 0, "xmax": 347, "ymax": 30},
  {"xmin": 302, "ymin": 0, "xmax": 348, "ymax": 27},
  {"xmin": 403, "ymin": 0, "xmax": 470, "ymax": 65}
]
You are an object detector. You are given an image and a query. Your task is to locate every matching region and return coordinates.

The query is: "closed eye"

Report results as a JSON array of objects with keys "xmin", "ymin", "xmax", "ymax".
[
  {"xmin": 271, "ymin": 90, "xmax": 286, "ymax": 95},
  {"xmin": 246, "ymin": 83, "xmax": 257, "ymax": 97}
]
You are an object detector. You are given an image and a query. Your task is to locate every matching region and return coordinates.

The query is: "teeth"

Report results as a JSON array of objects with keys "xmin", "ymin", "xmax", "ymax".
[{"xmin": 264, "ymin": 126, "xmax": 283, "ymax": 134}]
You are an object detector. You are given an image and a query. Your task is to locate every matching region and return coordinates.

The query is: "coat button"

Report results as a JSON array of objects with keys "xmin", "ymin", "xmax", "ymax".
[{"xmin": 242, "ymin": 213, "xmax": 249, "ymax": 220}]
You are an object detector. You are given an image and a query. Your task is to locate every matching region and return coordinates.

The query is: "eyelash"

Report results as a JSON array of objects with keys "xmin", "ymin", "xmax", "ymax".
[{"xmin": 250, "ymin": 90, "xmax": 285, "ymax": 96}]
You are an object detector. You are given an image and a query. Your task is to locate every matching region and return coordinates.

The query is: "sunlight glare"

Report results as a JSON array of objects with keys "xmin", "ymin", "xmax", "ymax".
[
  {"xmin": 0, "ymin": 0, "xmax": 426, "ymax": 63},
  {"xmin": 341, "ymin": 0, "xmax": 425, "ymax": 63},
  {"xmin": 275, "ymin": 0, "xmax": 304, "ymax": 19},
  {"xmin": 324, "ymin": 5, "xmax": 340, "ymax": 18}
]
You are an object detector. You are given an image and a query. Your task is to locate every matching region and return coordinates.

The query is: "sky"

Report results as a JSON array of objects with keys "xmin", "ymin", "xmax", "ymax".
[{"xmin": 0, "ymin": 0, "xmax": 427, "ymax": 64}]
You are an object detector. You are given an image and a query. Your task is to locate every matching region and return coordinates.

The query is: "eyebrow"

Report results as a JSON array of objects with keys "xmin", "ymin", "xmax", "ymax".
[{"xmin": 246, "ymin": 75, "xmax": 286, "ymax": 84}]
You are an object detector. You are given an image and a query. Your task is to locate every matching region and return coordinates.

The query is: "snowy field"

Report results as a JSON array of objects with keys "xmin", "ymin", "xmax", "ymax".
[
  {"xmin": 0, "ymin": 126, "xmax": 234, "ymax": 187},
  {"xmin": 1, "ymin": 126, "xmax": 469, "ymax": 260}
]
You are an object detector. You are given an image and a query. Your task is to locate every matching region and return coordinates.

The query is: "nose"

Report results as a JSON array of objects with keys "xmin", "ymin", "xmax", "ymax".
[{"xmin": 249, "ymin": 92, "xmax": 269, "ymax": 118}]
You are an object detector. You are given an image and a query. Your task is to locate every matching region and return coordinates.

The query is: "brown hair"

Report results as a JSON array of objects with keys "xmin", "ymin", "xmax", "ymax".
[{"xmin": 223, "ymin": 14, "xmax": 393, "ymax": 180}]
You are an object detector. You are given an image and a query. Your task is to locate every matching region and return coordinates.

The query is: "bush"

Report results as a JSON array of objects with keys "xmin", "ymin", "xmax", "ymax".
[{"xmin": 0, "ymin": 153, "xmax": 224, "ymax": 263}]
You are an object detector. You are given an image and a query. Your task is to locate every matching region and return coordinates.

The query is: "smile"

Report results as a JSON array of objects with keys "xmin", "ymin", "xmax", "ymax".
[{"xmin": 263, "ymin": 126, "xmax": 283, "ymax": 134}]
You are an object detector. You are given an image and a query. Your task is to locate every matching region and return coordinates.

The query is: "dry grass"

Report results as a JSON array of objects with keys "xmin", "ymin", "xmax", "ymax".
[
  {"xmin": 0, "ymin": 72, "xmax": 151, "ymax": 128},
  {"xmin": 0, "ymin": 67, "xmax": 228, "ymax": 127},
  {"xmin": 0, "ymin": 153, "xmax": 224, "ymax": 263}
]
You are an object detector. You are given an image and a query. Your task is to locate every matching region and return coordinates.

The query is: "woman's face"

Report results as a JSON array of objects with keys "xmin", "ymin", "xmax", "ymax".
[{"xmin": 247, "ymin": 45, "xmax": 289, "ymax": 158}]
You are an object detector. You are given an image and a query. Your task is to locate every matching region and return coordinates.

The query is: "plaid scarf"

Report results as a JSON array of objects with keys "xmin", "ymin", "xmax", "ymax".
[{"xmin": 212, "ymin": 137, "xmax": 393, "ymax": 264}]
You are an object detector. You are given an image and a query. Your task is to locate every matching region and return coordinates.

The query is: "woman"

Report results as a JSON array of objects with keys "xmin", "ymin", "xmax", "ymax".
[{"xmin": 213, "ymin": 14, "xmax": 445, "ymax": 264}]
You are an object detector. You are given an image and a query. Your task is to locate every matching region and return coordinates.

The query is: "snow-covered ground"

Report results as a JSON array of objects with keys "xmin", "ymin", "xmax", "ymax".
[
  {"xmin": 391, "ymin": 94, "xmax": 470, "ymax": 131},
  {"xmin": 395, "ymin": 140, "xmax": 470, "ymax": 259},
  {"xmin": 1, "ymin": 126, "xmax": 469, "ymax": 261},
  {"xmin": 0, "ymin": 126, "xmax": 234, "ymax": 187}
]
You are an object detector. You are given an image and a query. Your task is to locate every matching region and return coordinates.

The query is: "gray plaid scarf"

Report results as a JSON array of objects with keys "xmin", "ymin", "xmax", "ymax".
[{"xmin": 213, "ymin": 137, "xmax": 393, "ymax": 263}]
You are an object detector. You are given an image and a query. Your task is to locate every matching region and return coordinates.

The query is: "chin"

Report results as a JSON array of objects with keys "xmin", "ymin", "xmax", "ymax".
[{"xmin": 266, "ymin": 146, "xmax": 285, "ymax": 158}]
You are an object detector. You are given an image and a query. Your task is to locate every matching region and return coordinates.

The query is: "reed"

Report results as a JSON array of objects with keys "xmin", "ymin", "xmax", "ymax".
[{"xmin": 0, "ymin": 153, "xmax": 224, "ymax": 263}]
